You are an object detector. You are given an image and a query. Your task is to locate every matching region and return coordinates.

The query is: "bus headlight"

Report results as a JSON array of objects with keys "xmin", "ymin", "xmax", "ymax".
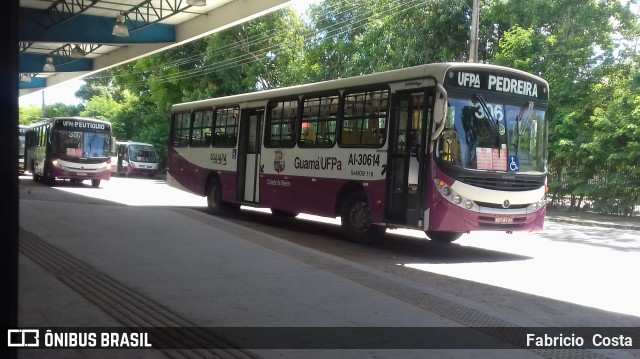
[
  {"xmin": 538, "ymin": 198, "xmax": 547, "ymax": 210},
  {"xmin": 436, "ymin": 179, "xmax": 476, "ymax": 211},
  {"xmin": 530, "ymin": 197, "xmax": 547, "ymax": 212},
  {"xmin": 52, "ymin": 160, "xmax": 66, "ymax": 170}
]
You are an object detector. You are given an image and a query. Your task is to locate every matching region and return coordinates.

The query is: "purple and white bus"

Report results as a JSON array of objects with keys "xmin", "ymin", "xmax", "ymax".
[
  {"xmin": 25, "ymin": 117, "xmax": 112, "ymax": 188},
  {"xmin": 167, "ymin": 63, "xmax": 549, "ymax": 243}
]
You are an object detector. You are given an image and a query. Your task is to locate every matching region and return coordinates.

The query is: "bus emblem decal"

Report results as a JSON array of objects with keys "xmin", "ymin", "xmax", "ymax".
[
  {"xmin": 274, "ymin": 150, "xmax": 285, "ymax": 173},
  {"xmin": 503, "ymin": 200, "xmax": 511, "ymax": 209}
]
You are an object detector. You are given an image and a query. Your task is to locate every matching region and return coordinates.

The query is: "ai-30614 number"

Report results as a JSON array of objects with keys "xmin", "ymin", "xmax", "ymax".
[{"xmin": 348, "ymin": 153, "xmax": 381, "ymax": 166}]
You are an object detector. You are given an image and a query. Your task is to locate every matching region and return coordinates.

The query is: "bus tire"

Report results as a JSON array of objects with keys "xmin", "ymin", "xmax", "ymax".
[
  {"xmin": 207, "ymin": 178, "xmax": 239, "ymax": 215},
  {"xmin": 207, "ymin": 178, "xmax": 224, "ymax": 214},
  {"xmin": 44, "ymin": 174, "xmax": 54, "ymax": 185},
  {"xmin": 270, "ymin": 209, "xmax": 298, "ymax": 218},
  {"xmin": 426, "ymin": 231, "xmax": 462, "ymax": 243},
  {"xmin": 91, "ymin": 179, "xmax": 101, "ymax": 188},
  {"xmin": 341, "ymin": 191, "xmax": 385, "ymax": 243}
]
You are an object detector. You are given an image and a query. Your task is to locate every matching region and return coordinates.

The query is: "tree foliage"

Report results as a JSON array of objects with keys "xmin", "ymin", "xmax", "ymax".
[
  {"xmin": 19, "ymin": 103, "xmax": 84, "ymax": 125},
  {"xmin": 485, "ymin": 0, "xmax": 640, "ymax": 215}
]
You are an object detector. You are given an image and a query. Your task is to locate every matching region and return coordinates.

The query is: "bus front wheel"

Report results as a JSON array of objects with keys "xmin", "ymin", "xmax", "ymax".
[
  {"xmin": 426, "ymin": 231, "xmax": 463, "ymax": 243},
  {"xmin": 341, "ymin": 192, "xmax": 385, "ymax": 244},
  {"xmin": 91, "ymin": 179, "xmax": 101, "ymax": 188},
  {"xmin": 207, "ymin": 178, "xmax": 238, "ymax": 215},
  {"xmin": 270, "ymin": 209, "xmax": 298, "ymax": 218}
]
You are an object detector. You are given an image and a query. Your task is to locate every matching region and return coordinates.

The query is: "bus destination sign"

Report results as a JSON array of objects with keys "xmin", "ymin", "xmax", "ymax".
[
  {"xmin": 58, "ymin": 120, "xmax": 110, "ymax": 131},
  {"xmin": 445, "ymin": 69, "xmax": 548, "ymax": 101}
]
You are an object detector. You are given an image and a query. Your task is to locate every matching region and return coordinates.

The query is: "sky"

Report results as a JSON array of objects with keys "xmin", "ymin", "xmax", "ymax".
[{"xmin": 19, "ymin": 79, "xmax": 85, "ymax": 108}]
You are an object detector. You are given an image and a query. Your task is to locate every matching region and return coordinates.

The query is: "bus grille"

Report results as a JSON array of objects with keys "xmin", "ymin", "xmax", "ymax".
[
  {"xmin": 475, "ymin": 201, "xmax": 530, "ymax": 209},
  {"xmin": 457, "ymin": 177, "xmax": 542, "ymax": 191}
]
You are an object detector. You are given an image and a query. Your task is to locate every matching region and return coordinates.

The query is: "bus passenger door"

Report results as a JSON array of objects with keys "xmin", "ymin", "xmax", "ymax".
[
  {"xmin": 386, "ymin": 92, "xmax": 429, "ymax": 226},
  {"xmin": 237, "ymin": 108, "xmax": 263, "ymax": 203}
]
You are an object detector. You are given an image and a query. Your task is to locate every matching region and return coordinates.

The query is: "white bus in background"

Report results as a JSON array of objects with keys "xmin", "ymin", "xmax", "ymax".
[
  {"xmin": 25, "ymin": 117, "xmax": 112, "ymax": 187},
  {"xmin": 111, "ymin": 141, "xmax": 159, "ymax": 178}
]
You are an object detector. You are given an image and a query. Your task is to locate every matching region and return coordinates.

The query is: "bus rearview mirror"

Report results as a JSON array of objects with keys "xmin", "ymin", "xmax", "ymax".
[
  {"xmin": 431, "ymin": 84, "xmax": 448, "ymax": 141},
  {"xmin": 433, "ymin": 84, "xmax": 447, "ymax": 124}
]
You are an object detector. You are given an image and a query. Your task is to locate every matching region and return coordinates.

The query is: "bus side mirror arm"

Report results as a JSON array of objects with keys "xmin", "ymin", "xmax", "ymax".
[
  {"xmin": 431, "ymin": 84, "xmax": 448, "ymax": 141},
  {"xmin": 431, "ymin": 120, "xmax": 446, "ymax": 141}
]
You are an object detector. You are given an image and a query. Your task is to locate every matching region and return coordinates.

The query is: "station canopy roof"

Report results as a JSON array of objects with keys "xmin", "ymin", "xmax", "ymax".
[{"xmin": 19, "ymin": 0, "xmax": 292, "ymax": 96}]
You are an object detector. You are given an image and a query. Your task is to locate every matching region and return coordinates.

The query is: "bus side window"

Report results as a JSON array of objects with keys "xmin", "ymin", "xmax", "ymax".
[
  {"xmin": 340, "ymin": 88, "xmax": 389, "ymax": 147},
  {"xmin": 266, "ymin": 99, "xmax": 297, "ymax": 148},
  {"xmin": 299, "ymin": 94, "xmax": 338, "ymax": 148},
  {"xmin": 192, "ymin": 109, "xmax": 213, "ymax": 147},
  {"xmin": 213, "ymin": 106, "xmax": 239, "ymax": 147},
  {"xmin": 172, "ymin": 112, "xmax": 191, "ymax": 147}
]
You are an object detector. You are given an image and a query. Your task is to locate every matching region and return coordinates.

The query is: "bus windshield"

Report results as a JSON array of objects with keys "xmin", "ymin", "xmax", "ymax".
[
  {"xmin": 128, "ymin": 144, "xmax": 158, "ymax": 163},
  {"xmin": 438, "ymin": 97, "xmax": 547, "ymax": 174},
  {"xmin": 52, "ymin": 130, "xmax": 111, "ymax": 159}
]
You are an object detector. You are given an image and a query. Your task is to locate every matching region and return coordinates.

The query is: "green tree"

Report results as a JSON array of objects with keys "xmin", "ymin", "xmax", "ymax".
[
  {"xmin": 200, "ymin": 8, "xmax": 310, "ymax": 95},
  {"xmin": 19, "ymin": 106, "xmax": 43, "ymax": 125},
  {"xmin": 305, "ymin": 0, "xmax": 471, "ymax": 80},
  {"xmin": 486, "ymin": 0, "xmax": 639, "ymax": 213},
  {"xmin": 19, "ymin": 103, "xmax": 84, "ymax": 124}
]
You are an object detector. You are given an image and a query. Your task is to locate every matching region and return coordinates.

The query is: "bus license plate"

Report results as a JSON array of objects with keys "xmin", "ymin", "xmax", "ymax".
[{"xmin": 495, "ymin": 216, "xmax": 513, "ymax": 224}]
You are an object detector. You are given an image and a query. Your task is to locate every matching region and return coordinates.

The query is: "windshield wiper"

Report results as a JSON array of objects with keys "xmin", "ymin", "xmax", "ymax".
[
  {"xmin": 515, "ymin": 101, "xmax": 534, "ymax": 156},
  {"xmin": 518, "ymin": 101, "xmax": 535, "ymax": 136}
]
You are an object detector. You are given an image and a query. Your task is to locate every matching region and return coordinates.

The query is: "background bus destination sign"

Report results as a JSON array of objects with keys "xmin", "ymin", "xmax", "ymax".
[
  {"xmin": 60, "ymin": 120, "xmax": 108, "ymax": 130},
  {"xmin": 446, "ymin": 69, "xmax": 548, "ymax": 101}
]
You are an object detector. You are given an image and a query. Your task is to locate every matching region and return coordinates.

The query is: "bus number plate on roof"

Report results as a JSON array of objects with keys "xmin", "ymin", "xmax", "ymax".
[{"xmin": 495, "ymin": 216, "xmax": 514, "ymax": 224}]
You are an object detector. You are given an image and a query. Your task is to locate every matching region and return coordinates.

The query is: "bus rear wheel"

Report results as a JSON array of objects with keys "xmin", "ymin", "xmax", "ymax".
[
  {"xmin": 341, "ymin": 192, "xmax": 385, "ymax": 244},
  {"xmin": 426, "ymin": 231, "xmax": 462, "ymax": 243}
]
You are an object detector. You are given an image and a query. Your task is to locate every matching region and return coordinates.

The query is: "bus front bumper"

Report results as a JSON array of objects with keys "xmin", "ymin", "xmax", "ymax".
[{"xmin": 426, "ymin": 198, "xmax": 546, "ymax": 233}]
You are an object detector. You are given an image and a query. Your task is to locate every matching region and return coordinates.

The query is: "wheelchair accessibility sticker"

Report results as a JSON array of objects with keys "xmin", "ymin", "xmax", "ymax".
[{"xmin": 509, "ymin": 155, "xmax": 519, "ymax": 172}]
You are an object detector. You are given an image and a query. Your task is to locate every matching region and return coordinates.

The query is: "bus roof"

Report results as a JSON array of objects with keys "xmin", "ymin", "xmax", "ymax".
[{"xmin": 172, "ymin": 62, "xmax": 548, "ymax": 112}]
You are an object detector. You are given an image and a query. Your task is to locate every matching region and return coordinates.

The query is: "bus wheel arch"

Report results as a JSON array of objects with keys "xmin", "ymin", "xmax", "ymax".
[{"xmin": 335, "ymin": 181, "xmax": 364, "ymax": 216}]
